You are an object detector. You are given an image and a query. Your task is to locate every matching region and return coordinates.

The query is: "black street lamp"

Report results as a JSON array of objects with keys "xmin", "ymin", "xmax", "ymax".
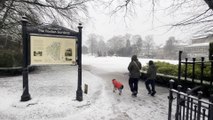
[
  {"xmin": 76, "ymin": 23, "xmax": 83, "ymax": 101},
  {"xmin": 21, "ymin": 16, "xmax": 31, "ymax": 101}
]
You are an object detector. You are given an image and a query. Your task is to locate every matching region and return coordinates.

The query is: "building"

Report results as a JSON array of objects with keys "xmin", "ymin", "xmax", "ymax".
[{"xmin": 184, "ymin": 35, "xmax": 213, "ymax": 60}]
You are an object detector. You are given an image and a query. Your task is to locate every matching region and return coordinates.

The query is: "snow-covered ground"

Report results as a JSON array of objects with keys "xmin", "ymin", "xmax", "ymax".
[{"xmin": 0, "ymin": 55, "xmax": 177, "ymax": 120}]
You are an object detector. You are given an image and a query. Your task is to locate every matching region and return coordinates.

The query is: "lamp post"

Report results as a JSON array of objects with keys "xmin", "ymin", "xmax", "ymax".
[
  {"xmin": 76, "ymin": 23, "xmax": 83, "ymax": 101},
  {"xmin": 21, "ymin": 16, "xmax": 31, "ymax": 101}
]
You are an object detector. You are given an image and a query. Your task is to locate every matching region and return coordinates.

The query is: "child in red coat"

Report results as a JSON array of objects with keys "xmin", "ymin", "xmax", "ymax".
[{"xmin": 112, "ymin": 79, "xmax": 124, "ymax": 95}]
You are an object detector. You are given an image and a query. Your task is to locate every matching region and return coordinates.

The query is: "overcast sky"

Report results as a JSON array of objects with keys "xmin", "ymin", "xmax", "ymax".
[
  {"xmin": 80, "ymin": 0, "xmax": 192, "ymax": 45},
  {"xmin": 82, "ymin": 0, "xmax": 198, "ymax": 46}
]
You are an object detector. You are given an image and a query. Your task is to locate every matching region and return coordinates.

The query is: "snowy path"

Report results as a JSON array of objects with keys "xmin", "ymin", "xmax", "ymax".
[
  {"xmin": 0, "ymin": 56, "xmax": 174, "ymax": 120},
  {"xmin": 83, "ymin": 65, "xmax": 170, "ymax": 120}
]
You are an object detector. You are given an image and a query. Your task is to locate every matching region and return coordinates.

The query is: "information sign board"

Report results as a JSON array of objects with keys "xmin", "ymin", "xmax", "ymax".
[{"xmin": 30, "ymin": 35, "xmax": 77, "ymax": 65}]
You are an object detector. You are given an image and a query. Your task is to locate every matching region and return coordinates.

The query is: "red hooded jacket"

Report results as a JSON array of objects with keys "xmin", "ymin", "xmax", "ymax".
[{"xmin": 112, "ymin": 79, "xmax": 123, "ymax": 89}]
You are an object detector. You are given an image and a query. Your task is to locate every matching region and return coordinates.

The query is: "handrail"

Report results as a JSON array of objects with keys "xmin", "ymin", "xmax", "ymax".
[
  {"xmin": 186, "ymin": 86, "xmax": 202, "ymax": 95},
  {"xmin": 171, "ymin": 89, "xmax": 213, "ymax": 105}
]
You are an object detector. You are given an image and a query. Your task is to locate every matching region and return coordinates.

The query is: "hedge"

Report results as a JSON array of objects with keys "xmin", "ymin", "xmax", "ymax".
[
  {"xmin": 141, "ymin": 61, "xmax": 213, "ymax": 97},
  {"xmin": 0, "ymin": 50, "xmax": 23, "ymax": 75},
  {"xmin": 142, "ymin": 61, "xmax": 212, "ymax": 82},
  {"xmin": 0, "ymin": 50, "xmax": 22, "ymax": 67}
]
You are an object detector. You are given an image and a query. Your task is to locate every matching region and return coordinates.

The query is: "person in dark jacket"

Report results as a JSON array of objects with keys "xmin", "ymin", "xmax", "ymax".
[
  {"xmin": 145, "ymin": 60, "xmax": 157, "ymax": 96},
  {"xmin": 128, "ymin": 55, "xmax": 142, "ymax": 97}
]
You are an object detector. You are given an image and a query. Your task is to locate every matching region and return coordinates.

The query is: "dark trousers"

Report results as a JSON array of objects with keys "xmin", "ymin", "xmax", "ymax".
[
  {"xmin": 145, "ymin": 79, "xmax": 156, "ymax": 93},
  {"xmin": 129, "ymin": 78, "xmax": 139, "ymax": 94}
]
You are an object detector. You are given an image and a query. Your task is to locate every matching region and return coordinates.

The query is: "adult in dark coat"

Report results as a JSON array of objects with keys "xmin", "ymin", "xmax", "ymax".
[
  {"xmin": 128, "ymin": 55, "xmax": 142, "ymax": 97},
  {"xmin": 145, "ymin": 60, "xmax": 157, "ymax": 96}
]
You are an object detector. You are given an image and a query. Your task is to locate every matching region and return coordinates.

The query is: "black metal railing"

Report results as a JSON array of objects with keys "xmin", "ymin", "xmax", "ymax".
[
  {"xmin": 168, "ymin": 80, "xmax": 213, "ymax": 120},
  {"xmin": 178, "ymin": 51, "xmax": 213, "ymax": 86}
]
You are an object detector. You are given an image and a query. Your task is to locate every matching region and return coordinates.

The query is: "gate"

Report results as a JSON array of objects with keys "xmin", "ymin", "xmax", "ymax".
[
  {"xmin": 168, "ymin": 51, "xmax": 213, "ymax": 120},
  {"xmin": 168, "ymin": 80, "xmax": 213, "ymax": 120}
]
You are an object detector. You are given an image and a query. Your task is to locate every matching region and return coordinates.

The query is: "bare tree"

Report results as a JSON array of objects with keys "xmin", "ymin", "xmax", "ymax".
[
  {"xmin": 2, "ymin": 0, "xmax": 213, "ymax": 42},
  {"xmin": 82, "ymin": 45, "xmax": 89, "ymax": 54},
  {"xmin": 131, "ymin": 35, "xmax": 143, "ymax": 56},
  {"xmin": 97, "ymin": 39, "xmax": 107, "ymax": 56},
  {"xmin": 0, "ymin": 0, "xmax": 90, "ymax": 39},
  {"xmin": 125, "ymin": 39, "xmax": 132, "ymax": 56},
  {"xmin": 107, "ymin": 35, "xmax": 125, "ymax": 56},
  {"xmin": 144, "ymin": 35, "xmax": 154, "ymax": 58},
  {"xmin": 86, "ymin": 34, "xmax": 98, "ymax": 55},
  {"xmin": 100, "ymin": 0, "xmax": 213, "ymax": 37},
  {"xmin": 163, "ymin": 36, "xmax": 178, "ymax": 59}
]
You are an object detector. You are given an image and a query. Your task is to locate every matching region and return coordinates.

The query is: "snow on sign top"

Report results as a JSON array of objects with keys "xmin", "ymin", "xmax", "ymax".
[{"xmin": 27, "ymin": 24, "xmax": 78, "ymax": 36}]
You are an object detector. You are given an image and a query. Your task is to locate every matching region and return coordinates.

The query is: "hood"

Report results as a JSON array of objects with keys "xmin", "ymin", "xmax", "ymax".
[{"xmin": 131, "ymin": 55, "xmax": 138, "ymax": 61}]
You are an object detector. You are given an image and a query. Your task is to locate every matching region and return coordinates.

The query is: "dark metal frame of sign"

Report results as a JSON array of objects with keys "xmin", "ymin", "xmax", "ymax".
[{"xmin": 21, "ymin": 16, "xmax": 83, "ymax": 102}]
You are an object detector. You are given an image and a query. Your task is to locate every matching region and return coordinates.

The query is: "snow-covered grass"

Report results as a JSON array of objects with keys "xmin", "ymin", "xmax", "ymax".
[
  {"xmin": 0, "ymin": 55, "xmax": 177, "ymax": 120},
  {"xmin": 83, "ymin": 55, "xmax": 178, "ymax": 73}
]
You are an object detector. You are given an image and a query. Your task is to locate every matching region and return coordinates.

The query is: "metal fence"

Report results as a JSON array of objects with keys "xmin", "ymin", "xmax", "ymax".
[
  {"xmin": 178, "ymin": 51, "xmax": 213, "ymax": 86},
  {"xmin": 168, "ymin": 80, "xmax": 213, "ymax": 120}
]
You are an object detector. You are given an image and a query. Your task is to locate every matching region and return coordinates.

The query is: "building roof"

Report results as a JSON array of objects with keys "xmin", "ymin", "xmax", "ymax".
[
  {"xmin": 192, "ymin": 33, "xmax": 213, "ymax": 39},
  {"xmin": 185, "ymin": 42, "xmax": 209, "ymax": 48}
]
